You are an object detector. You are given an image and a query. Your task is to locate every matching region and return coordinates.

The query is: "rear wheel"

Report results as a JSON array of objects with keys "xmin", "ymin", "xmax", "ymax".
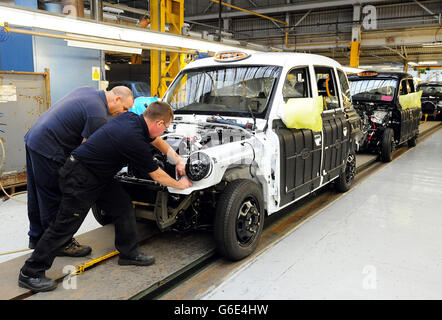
[
  {"xmin": 335, "ymin": 151, "xmax": 356, "ymax": 192},
  {"xmin": 91, "ymin": 204, "xmax": 113, "ymax": 226},
  {"xmin": 380, "ymin": 128, "xmax": 394, "ymax": 162},
  {"xmin": 408, "ymin": 134, "xmax": 417, "ymax": 147},
  {"xmin": 214, "ymin": 180, "xmax": 264, "ymax": 261}
]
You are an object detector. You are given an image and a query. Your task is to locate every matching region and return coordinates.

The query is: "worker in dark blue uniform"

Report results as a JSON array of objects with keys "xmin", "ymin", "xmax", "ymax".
[
  {"xmin": 18, "ymin": 101, "xmax": 192, "ymax": 292},
  {"xmin": 25, "ymin": 86, "xmax": 134, "ymax": 256}
]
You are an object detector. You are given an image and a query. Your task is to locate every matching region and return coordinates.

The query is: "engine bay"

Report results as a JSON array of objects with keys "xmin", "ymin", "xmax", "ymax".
[{"xmin": 121, "ymin": 118, "xmax": 253, "ymax": 182}]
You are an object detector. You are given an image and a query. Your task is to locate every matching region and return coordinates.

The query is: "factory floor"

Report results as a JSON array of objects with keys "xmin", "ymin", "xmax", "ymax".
[{"xmin": 201, "ymin": 128, "xmax": 442, "ymax": 300}]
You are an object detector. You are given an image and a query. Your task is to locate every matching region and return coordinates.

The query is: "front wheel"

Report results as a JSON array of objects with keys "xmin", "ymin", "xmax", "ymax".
[
  {"xmin": 380, "ymin": 128, "xmax": 394, "ymax": 162},
  {"xmin": 214, "ymin": 180, "xmax": 265, "ymax": 261}
]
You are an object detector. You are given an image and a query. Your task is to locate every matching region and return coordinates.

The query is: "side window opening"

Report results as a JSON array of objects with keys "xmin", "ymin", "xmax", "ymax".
[
  {"xmin": 399, "ymin": 80, "xmax": 409, "ymax": 95},
  {"xmin": 282, "ymin": 67, "xmax": 310, "ymax": 102},
  {"xmin": 407, "ymin": 79, "xmax": 415, "ymax": 93},
  {"xmin": 337, "ymin": 69, "xmax": 352, "ymax": 108},
  {"xmin": 314, "ymin": 66, "xmax": 339, "ymax": 110}
]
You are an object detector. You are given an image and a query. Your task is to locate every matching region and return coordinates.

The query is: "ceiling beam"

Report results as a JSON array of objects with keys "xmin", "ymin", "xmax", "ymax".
[{"xmin": 187, "ymin": 0, "xmax": 388, "ymax": 21}]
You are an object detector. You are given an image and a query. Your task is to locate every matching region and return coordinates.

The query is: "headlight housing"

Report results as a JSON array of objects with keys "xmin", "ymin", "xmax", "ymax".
[{"xmin": 186, "ymin": 152, "xmax": 212, "ymax": 181}]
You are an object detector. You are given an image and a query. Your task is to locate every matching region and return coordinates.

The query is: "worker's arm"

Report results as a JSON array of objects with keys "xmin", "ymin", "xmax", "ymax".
[
  {"xmin": 149, "ymin": 167, "xmax": 192, "ymax": 190},
  {"xmin": 151, "ymin": 137, "xmax": 186, "ymax": 176}
]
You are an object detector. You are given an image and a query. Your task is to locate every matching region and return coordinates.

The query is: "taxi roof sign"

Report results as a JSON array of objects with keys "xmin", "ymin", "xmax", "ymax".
[
  {"xmin": 214, "ymin": 51, "xmax": 250, "ymax": 62},
  {"xmin": 357, "ymin": 71, "xmax": 378, "ymax": 77}
]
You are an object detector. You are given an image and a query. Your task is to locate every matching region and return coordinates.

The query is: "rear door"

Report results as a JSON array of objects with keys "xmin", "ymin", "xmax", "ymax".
[
  {"xmin": 398, "ymin": 78, "xmax": 420, "ymax": 142},
  {"xmin": 314, "ymin": 66, "xmax": 348, "ymax": 184},
  {"xmin": 275, "ymin": 67, "xmax": 322, "ymax": 207}
]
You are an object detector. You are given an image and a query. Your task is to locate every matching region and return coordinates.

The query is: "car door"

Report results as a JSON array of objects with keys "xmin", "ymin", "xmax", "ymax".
[
  {"xmin": 397, "ymin": 78, "xmax": 420, "ymax": 142},
  {"xmin": 314, "ymin": 66, "xmax": 348, "ymax": 184},
  {"xmin": 274, "ymin": 67, "xmax": 322, "ymax": 207},
  {"xmin": 406, "ymin": 78, "xmax": 421, "ymax": 138}
]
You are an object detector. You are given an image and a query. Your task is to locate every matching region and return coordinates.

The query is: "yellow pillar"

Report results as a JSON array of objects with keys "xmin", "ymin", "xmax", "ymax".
[
  {"xmin": 150, "ymin": 0, "xmax": 184, "ymax": 98},
  {"xmin": 350, "ymin": 6, "xmax": 361, "ymax": 68},
  {"xmin": 350, "ymin": 41, "xmax": 360, "ymax": 68}
]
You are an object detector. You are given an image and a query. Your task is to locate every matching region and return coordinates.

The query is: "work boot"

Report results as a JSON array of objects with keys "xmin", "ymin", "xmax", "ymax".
[
  {"xmin": 18, "ymin": 271, "xmax": 57, "ymax": 292},
  {"xmin": 118, "ymin": 252, "xmax": 155, "ymax": 266},
  {"xmin": 56, "ymin": 238, "xmax": 92, "ymax": 257}
]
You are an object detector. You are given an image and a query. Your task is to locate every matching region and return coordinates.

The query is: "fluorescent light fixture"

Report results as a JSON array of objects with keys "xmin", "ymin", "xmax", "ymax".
[
  {"xmin": 418, "ymin": 61, "xmax": 438, "ymax": 65},
  {"xmin": 407, "ymin": 62, "xmax": 417, "ymax": 66},
  {"xmin": 0, "ymin": 4, "xmax": 260, "ymax": 54},
  {"xmin": 66, "ymin": 40, "xmax": 142, "ymax": 54},
  {"xmin": 422, "ymin": 42, "xmax": 442, "ymax": 47}
]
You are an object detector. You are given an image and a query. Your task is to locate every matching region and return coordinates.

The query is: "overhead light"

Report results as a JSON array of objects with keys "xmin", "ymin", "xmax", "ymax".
[
  {"xmin": 66, "ymin": 40, "xmax": 142, "ymax": 54},
  {"xmin": 407, "ymin": 62, "xmax": 417, "ymax": 66},
  {"xmin": 418, "ymin": 61, "xmax": 438, "ymax": 65},
  {"xmin": 422, "ymin": 42, "xmax": 442, "ymax": 47},
  {"xmin": 0, "ymin": 4, "xmax": 259, "ymax": 54}
]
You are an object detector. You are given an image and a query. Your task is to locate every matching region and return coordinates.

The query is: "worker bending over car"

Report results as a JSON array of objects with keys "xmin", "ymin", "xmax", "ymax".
[
  {"xmin": 19, "ymin": 101, "xmax": 192, "ymax": 293},
  {"xmin": 25, "ymin": 86, "xmax": 134, "ymax": 256}
]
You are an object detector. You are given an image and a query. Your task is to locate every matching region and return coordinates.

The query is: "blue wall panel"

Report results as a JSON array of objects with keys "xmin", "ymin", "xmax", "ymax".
[
  {"xmin": 0, "ymin": 31, "xmax": 34, "ymax": 72},
  {"xmin": 33, "ymin": 36, "xmax": 101, "ymax": 103}
]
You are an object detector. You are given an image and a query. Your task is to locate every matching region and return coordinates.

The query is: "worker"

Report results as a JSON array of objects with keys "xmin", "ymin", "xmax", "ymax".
[
  {"xmin": 18, "ymin": 101, "xmax": 192, "ymax": 292},
  {"xmin": 25, "ymin": 86, "xmax": 134, "ymax": 256}
]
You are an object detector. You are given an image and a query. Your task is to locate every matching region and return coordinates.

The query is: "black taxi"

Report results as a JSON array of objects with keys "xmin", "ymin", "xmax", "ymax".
[
  {"xmin": 417, "ymin": 82, "xmax": 442, "ymax": 120},
  {"xmin": 348, "ymin": 71, "xmax": 422, "ymax": 162}
]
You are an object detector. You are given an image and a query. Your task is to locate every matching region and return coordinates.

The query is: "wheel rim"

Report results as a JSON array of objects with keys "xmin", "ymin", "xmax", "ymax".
[
  {"xmin": 345, "ymin": 153, "xmax": 356, "ymax": 183},
  {"xmin": 236, "ymin": 197, "xmax": 261, "ymax": 246}
]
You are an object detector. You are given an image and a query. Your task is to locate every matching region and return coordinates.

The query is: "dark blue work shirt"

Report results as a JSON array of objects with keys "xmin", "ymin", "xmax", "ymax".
[
  {"xmin": 72, "ymin": 112, "xmax": 159, "ymax": 180},
  {"xmin": 25, "ymin": 87, "xmax": 112, "ymax": 163}
]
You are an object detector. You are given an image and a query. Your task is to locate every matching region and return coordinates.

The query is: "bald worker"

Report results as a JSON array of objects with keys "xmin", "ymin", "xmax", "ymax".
[{"xmin": 24, "ymin": 86, "xmax": 134, "ymax": 256}]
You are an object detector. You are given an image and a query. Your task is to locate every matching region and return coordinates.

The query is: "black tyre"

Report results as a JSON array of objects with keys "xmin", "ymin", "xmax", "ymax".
[
  {"xmin": 91, "ymin": 204, "xmax": 113, "ymax": 226},
  {"xmin": 335, "ymin": 151, "xmax": 356, "ymax": 192},
  {"xmin": 380, "ymin": 128, "xmax": 394, "ymax": 162},
  {"xmin": 214, "ymin": 180, "xmax": 264, "ymax": 261},
  {"xmin": 408, "ymin": 134, "xmax": 417, "ymax": 147}
]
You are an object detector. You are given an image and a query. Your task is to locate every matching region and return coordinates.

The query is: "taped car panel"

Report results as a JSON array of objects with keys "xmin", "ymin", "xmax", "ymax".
[
  {"xmin": 399, "ymin": 91, "xmax": 423, "ymax": 109},
  {"xmin": 279, "ymin": 96, "xmax": 323, "ymax": 132}
]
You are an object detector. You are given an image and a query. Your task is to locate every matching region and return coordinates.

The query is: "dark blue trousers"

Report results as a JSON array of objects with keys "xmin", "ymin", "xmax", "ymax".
[
  {"xmin": 21, "ymin": 156, "xmax": 138, "ymax": 277},
  {"xmin": 25, "ymin": 146, "xmax": 63, "ymax": 243}
]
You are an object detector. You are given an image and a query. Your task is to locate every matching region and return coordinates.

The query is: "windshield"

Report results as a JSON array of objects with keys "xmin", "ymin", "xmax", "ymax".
[
  {"xmin": 349, "ymin": 79, "xmax": 398, "ymax": 102},
  {"xmin": 417, "ymin": 85, "xmax": 442, "ymax": 95},
  {"xmin": 164, "ymin": 65, "xmax": 282, "ymax": 118}
]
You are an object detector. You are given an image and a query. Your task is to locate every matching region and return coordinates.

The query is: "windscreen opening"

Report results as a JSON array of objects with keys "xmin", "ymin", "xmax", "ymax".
[{"xmin": 164, "ymin": 65, "xmax": 282, "ymax": 118}]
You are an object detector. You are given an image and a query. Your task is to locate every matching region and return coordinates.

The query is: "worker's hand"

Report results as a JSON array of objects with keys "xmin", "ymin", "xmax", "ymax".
[
  {"xmin": 176, "ymin": 176, "xmax": 192, "ymax": 190},
  {"xmin": 176, "ymin": 157, "xmax": 187, "ymax": 177}
]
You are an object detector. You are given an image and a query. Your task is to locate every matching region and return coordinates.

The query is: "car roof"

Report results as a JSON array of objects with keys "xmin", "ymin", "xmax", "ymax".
[
  {"xmin": 182, "ymin": 52, "xmax": 344, "ymax": 71},
  {"xmin": 418, "ymin": 82, "xmax": 442, "ymax": 86},
  {"xmin": 348, "ymin": 71, "xmax": 412, "ymax": 81}
]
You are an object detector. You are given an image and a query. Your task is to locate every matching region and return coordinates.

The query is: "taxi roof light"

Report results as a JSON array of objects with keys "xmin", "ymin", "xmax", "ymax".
[
  {"xmin": 214, "ymin": 51, "xmax": 250, "ymax": 62},
  {"xmin": 358, "ymin": 71, "xmax": 378, "ymax": 77}
]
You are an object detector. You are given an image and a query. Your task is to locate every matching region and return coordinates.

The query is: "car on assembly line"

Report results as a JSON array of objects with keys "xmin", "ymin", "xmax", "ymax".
[
  {"xmin": 93, "ymin": 51, "xmax": 363, "ymax": 261},
  {"xmin": 107, "ymin": 81, "xmax": 151, "ymax": 99},
  {"xmin": 416, "ymin": 82, "xmax": 442, "ymax": 120},
  {"xmin": 348, "ymin": 71, "xmax": 422, "ymax": 162}
]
